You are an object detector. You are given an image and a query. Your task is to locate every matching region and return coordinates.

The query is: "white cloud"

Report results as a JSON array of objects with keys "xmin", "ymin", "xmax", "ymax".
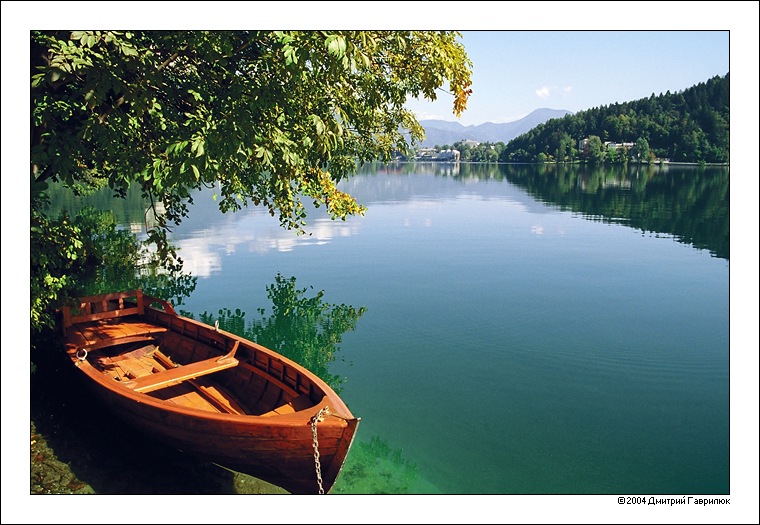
[
  {"xmin": 536, "ymin": 85, "xmax": 573, "ymax": 100},
  {"xmin": 535, "ymin": 86, "xmax": 551, "ymax": 99}
]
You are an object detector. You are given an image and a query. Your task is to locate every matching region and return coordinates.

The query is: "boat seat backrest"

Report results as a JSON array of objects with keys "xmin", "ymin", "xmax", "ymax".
[{"xmin": 61, "ymin": 290, "xmax": 144, "ymax": 335}]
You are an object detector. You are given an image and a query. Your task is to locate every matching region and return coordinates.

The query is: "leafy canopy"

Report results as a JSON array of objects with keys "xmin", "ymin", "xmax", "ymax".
[
  {"xmin": 31, "ymin": 30, "xmax": 472, "ymax": 234},
  {"xmin": 30, "ymin": 30, "xmax": 472, "ymax": 331}
]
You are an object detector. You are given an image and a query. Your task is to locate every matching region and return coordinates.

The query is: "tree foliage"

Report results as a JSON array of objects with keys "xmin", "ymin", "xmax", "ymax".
[
  {"xmin": 30, "ymin": 30, "xmax": 472, "ymax": 331},
  {"xmin": 452, "ymin": 140, "xmax": 504, "ymax": 162},
  {"xmin": 500, "ymin": 74, "xmax": 729, "ymax": 164},
  {"xmin": 30, "ymin": 191, "xmax": 197, "ymax": 335}
]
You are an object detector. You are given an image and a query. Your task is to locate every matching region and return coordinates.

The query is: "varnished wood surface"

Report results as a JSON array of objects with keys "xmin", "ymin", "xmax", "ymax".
[
  {"xmin": 127, "ymin": 354, "xmax": 239, "ymax": 393},
  {"xmin": 59, "ymin": 289, "xmax": 360, "ymax": 494}
]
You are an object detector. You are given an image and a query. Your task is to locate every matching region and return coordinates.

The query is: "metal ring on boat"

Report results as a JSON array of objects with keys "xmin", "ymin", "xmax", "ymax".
[{"xmin": 76, "ymin": 348, "xmax": 88, "ymax": 361}]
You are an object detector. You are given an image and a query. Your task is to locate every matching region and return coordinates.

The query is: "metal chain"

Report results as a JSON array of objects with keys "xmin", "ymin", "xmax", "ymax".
[{"xmin": 310, "ymin": 406, "xmax": 330, "ymax": 495}]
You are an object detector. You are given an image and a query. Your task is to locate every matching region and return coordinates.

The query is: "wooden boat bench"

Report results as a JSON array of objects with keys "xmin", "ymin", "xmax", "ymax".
[
  {"xmin": 125, "ymin": 354, "xmax": 240, "ymax": 393},
  {"xmin": 61, "ymin": 290, "xmax": 168, "ymax": 351}
]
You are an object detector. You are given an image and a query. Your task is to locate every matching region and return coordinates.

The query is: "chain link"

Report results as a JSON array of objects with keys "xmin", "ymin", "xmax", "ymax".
[{"xmin": 310, "ymin": 406, "xmax": 330, "ymax": 495}]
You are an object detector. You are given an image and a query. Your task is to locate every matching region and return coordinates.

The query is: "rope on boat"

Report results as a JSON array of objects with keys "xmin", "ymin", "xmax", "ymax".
[
  {"xmin": 76, "ymin": 348, "xmax": 88, "ymax": 361},
  {"xmin": 310, "ymin": 406, "xmax": 330, "ymax": 495}
]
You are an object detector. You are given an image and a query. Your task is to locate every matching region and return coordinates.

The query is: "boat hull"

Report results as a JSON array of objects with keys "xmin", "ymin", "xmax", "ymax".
[{"xmin": 60, "ymin": 290, "xmax": 359, "ymax": 494}]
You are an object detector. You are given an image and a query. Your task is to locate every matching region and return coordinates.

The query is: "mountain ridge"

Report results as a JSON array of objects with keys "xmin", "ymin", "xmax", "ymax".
[{"xmin": 418, "ymin": 108, "xmax": 572, "ymax": 147}]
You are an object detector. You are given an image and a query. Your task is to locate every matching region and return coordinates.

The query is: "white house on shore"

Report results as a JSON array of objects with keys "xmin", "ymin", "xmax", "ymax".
[
  {"xmin": 415, "ymin": 148, "xmax": 461, "ymax": 161},
  {"xmin": 578, "ymin": 137, "xmax": 635, "ymax": 154},
  {"xmin": 605, "ymin": 141, "xmax": 635, "ymax": 150}
]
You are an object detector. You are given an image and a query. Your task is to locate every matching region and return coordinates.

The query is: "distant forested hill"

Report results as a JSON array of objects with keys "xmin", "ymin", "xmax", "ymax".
[{"xmin": 499, "ymin": 73, "xmax": 729, "ymax": 164}]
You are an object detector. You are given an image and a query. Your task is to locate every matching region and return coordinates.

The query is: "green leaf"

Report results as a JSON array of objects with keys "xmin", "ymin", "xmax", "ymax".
[
  {"xmin": 326, "ymin": 35, "xmax": 346, "ymax": 58},
  {"xmin": 121, "ymin": 44, "xmax": 139, "ymax": 57},
  {"xmin": 284, "ymin": 46, "xmax": 297, "ymax": 65},
  {"xmin": 255, "ymin": 146, "xmax": 273, "ymax": 165},
  {"xmin": 312, "ymin": 115, "xmax": 326, "ymax": 136}
]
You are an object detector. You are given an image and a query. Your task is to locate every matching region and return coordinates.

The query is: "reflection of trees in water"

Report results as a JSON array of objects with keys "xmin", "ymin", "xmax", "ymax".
[
  {"xmin": 58, "ymin": 205, "xmax": 198, "ymax": 310},
  {"xmin": 386, "ymin": 160, "xmax": 729, "ymax": 260},
  {"xmin": 502, "ymin": 163, "xmax": 729, "ymax": 260},
  {"xmin": 191, "ymin": 273, "xmax": 366, "ymax": 394},
  {"xmin": 188, "ymin": 275, "xmax": 430, "ymax": 494}
]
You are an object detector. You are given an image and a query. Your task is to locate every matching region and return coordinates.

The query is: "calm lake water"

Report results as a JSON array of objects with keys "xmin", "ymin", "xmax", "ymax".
[{"xmin": 44, "ymin": 162, "xmax": 730, "ymax": 496}]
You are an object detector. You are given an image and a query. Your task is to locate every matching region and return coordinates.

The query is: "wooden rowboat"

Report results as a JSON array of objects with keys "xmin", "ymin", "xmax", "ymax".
[{"xmin": 59, "ymin": 289, "xmax": 360, "ymax": 494}]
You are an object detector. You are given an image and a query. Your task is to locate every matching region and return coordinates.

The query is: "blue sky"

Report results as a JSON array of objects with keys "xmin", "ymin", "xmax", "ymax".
[{"xmin": 406, "ymin": 30, "xmax": 730, "ymax": 126}]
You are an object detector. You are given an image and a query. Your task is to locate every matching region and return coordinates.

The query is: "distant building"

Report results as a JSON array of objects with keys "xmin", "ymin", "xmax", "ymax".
[
  {"xmin": 437, "ymin": 149, "xmax": 460, "ymax": 161},
  {"xmin": 578, "ymin": 137, "xmax": 589, "ymax": 153},
  {"xmin": 415, "ymin": 148, "xmax": 460, "ymax": 161},
  {"xmin": 578, "ymin": 137, "xmax": 634, "ymax": 153},
  {"xmin": 605, "ymin": 141, "xmax": 635, "ymax": 150}
]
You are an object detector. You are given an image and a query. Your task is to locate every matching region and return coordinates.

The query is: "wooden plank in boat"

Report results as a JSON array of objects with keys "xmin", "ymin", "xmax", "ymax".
[
  {"xmin": 260, "ymin": 394, "xmax": 313, "ymax": 417},
  {"xmin": 127, "ymin": 355, "xmax": 239, "ymax": 393},
  {"xmin": 196, "ymin": 384, "xmax": 246, "ymax": 415},
  {"xmin": 114, "ymin": 357, "xmax": 157, "ymax": 378},
  {"xmin": 149, "ymin": 348, "xmax": 247, "ymax": 414},
  {"xmin": 66, "ymin": 321, "xmax": 167, "ymax": 351}
]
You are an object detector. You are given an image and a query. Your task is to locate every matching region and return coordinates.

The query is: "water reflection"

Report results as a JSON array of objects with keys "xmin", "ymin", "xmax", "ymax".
[
  {"xmin": 45, "ymin": 184, "xmax": 364, "ymax": 277},
  {"xmin": 186, "ymin": 273, "xmax": 366, "ymax": 394},
  {"xmin": 349, "ymin": 162, "xmax": 729, "ymax": 260},
  {"xmin": 45, "ymin": 162, "xmax": 729, "ymax": 266},
  {"xmin": 496, "ymin": 163, "xmax": 730, "ymax": 260},
  {"xmin": 183, "ymin": 273, "xmax": 436, "ymax": 493},
  {"xmin": 46, "ymin": 183, "xmax": 153, "ymax": 233},
  {"xmin": 180, "ymin": 203, "xmax": 368, "ymax": 276},
  {"xmin": 182, "ymin": 274, "xmax": 434, "ymax": 493}
]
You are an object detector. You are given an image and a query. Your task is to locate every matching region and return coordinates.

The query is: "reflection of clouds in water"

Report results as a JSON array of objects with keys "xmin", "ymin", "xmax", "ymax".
[
  {"xmin": 176, "ymin": 237, "xmax": 222, "ymax": 277},
  {"xmin": 260, "ymin": 219, "xmax": 358, "ymax": 253},
  {"xmin": 403, "ymin": 216, "xmax": 434, "ymax": 228},
  {"xmin": 402, "ymin": 198, "xmax": 443, "ymax": 228},
  {"xmin": 531, "ymin": 224, "xmax": 566, "ymax": 236},
  {"xmin": 174, "ymin": 214, "xmax": 361, "ymax": 277}
]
